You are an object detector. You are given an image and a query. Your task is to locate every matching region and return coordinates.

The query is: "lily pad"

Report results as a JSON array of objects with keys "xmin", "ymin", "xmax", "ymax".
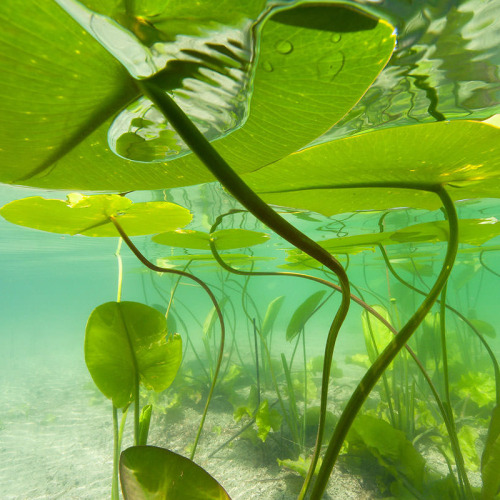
[
  {"xmin": 0, "ymin": 193, "xmax": 191, "ymax": 236},
  {"xmin": 0, "ymin": 1, "xmax": 395, "ymax": 191},
  {"xmin": 156, "ymin": 253, "xmax": 274, "ymax": 269},
  {"xmin": 153, "ymin": 228, "xmax": 269, "ymax": 250},
  {"xmin": 120, "ymin": 445, "xmax": 230, "ymax": 500},
  {"xmin": 85, "ymin": 301, "xmax": 182, "ymax": 408},
  {"xmin": 243, "ymin": 121, "xmax": 500, "ymax": 215}
]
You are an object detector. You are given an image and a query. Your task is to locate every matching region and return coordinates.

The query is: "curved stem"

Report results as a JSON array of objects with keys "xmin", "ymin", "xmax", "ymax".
[
  {"xmin": 310, "ymin": 185, "xmax": 459, "ymax": 499},
  {"xmin": 109, "ymin": 217, "xmax": 224, "ymax": 460},
  {"xmin": 209, "ymin": 217, "xmax": 468, "ymax": 497},
  {"xmin": 138, "ymin": 79, "xmax": 351, "ymax": 497}
]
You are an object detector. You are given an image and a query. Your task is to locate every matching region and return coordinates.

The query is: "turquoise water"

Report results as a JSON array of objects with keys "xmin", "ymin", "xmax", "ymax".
[{"xmin": 1, "ymin": 0, "xmax": 500, "ymax": 499}]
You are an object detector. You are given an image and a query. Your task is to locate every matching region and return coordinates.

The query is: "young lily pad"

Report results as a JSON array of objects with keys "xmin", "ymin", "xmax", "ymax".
[
  {"xmin": 0, "ymin": 1, "xmax": 395, "ymax": 191},
  {"xmin": 153, "ymin": 228, "xmax": 269, "ymax": 250},
  {"xmin": 120, "ymin": 445, "xmax": 231, "ymax": 500},
  {"xmin": 0, "ymin": 194, "xmax": 191, "ymax": 236},
  {"xmin": 243, "ymin": 121, "xmax": 500, "ymax": 215},
  {"xmin": 286, "ymin": 291, "xmax": 327, "ymax": 341},
  {"xmin": 85, "ymin": 301, "xmax": 182, "ymax": 408}
]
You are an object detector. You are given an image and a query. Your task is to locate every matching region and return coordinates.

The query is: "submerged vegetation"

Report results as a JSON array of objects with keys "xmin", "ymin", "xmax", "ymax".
[{"xmin": 1, "ymin": 0, "xmax": 500, "ymax": 499}]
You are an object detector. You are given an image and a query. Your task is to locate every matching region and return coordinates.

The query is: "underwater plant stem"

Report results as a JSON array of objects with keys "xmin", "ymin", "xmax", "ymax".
[
  {"xmin": 379, "ymin": 240, "xmax": 500, "ymax": 404},
  {"xmin": 309, "ymin": 185, "xmax": 459, "ymax": 499},
  {"xmin": 253, "ymin": 318, "xmax": 261, "ymax": 408},
  {"xmin": 138, "ymin": 79, "xmax": 352, "ymax": 496},
  {"xmin": 112, "ymin": 405, "xmax": 119, "ymax": 500},
  {"xmin": 109, "ymin": 217, "xmax": 224, "ymax": 460},
  {"xmin": 439, "ymin": 284, "xmax": 472, "ymax": 498},
  {"xmin": 115, "ymin": 238, "xmax": 123, "ymax": 303}
]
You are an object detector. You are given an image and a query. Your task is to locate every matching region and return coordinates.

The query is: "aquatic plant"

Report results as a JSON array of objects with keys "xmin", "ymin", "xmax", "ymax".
[{"xmin": 1, "ymin": 1, "xmax": 500, "ymax": 499}]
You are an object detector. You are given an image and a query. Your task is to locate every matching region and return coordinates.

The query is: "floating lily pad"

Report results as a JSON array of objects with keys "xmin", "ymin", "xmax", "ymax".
[
  {"xmin": 156, "ymin": 253, "xmax": 274, "ymax": 269},
  {"xmin": 153, "ymin": 228, "xmax": 269, "ymax": 250},
  {"xmin": 243, "ymin": 121, "xmax": 500, "ymax": 215},
  {"xmin": 0, "ymin": 2, "xmax": 395, "ymax": 191},
  {"xmin": 282, "ymin": 218, "xmax": 500, "ymax": 265},
  {"xmin": 0, "ymin": 194, "xmax": 191, "ymax": 236}
]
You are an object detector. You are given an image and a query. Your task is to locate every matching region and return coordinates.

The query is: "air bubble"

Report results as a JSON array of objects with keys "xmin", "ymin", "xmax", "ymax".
[{"xmin": 275, "ymin": 40, "xmax": 293, "ymax": 55}]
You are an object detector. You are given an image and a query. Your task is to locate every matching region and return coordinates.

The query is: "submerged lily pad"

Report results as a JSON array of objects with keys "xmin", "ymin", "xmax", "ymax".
[
  {"xmin": 243, "ymin": 121, "xmax": 500, "ymax": 215},
  {"xmin": 120, "ymin": 445, "xmax": 230, "ymax": 500},
  {"xmin": 153, "ymin": 228, "xmax": 269, "ymax": 250},
  {"xmin": 0, "ymin": 194, "xmax": 191, "ymax": 236},
  {"xmin": 85, "ymin": 301, "xmax": 182, "ymax": 408}
]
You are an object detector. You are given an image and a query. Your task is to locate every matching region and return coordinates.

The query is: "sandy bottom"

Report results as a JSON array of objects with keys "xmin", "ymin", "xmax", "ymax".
[{"xmin": 0, "ymin": 353, "xmax": 382, "ymax": 500}]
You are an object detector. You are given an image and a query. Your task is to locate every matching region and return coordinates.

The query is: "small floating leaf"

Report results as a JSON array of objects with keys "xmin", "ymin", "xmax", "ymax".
[
  {"xmin": 0, "ymin": 194, "xmax": 191, "ymax": 237},
  {"xmin": 120, "ymin": 445, "xmax": 231, "ymax": 500},
  {"xmin": 153, "ymin": 228, "xmax": 269, "ymax": 250}
]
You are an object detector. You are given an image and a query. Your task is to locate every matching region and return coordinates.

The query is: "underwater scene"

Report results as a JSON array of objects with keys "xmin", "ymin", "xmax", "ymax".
[{"xmin": 1, "ymin": 0, "xmax": 500, "ymax": 499}]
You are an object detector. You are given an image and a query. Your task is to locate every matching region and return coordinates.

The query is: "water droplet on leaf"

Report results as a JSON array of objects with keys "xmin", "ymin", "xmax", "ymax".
[
  {"xmin": 316, "ymin": 52, "xmax": 344, "ymax": 82},
  {"xmin": 275, "ymin": 40, "xmax": 293, "ymax": 55},
  {"xmin": 330, "ymin": 33, "xmax": 341, "ymax": 43},
  {"xmin": 262, "ymin": 61, "xmax": 274, "ymax": 72}
]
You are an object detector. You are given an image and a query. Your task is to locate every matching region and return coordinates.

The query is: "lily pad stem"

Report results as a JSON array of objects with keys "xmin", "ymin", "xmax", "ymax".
[
  {"xmin": 109, "ymin": 216, "xmax": 224, "ymax": 460},
  {"xmin": 138, "ymin": 78, "xmax": 351, "ymax": 495},
  {"xmin": 309, "ymin": 184, "xmax": 459, "ymax": 499}
]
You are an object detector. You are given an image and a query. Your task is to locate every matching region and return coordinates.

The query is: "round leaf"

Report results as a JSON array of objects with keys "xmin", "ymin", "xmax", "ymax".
[
  {"xmin": 244, "ymin": 121, "xmax": 500, "ymax": 215},
  {"xmin": 0, "ymin": 194, "xmax": 192, "ymax": 236},
  {"xmin": 120, "ymin": 446, "xmax": 231, "ymax": 500},
  {"xmin": 85, "ymin": 301, "xmax": 182, "ymax": 408},
  {"xmin": 0, "ymin": 2, "xmax": 395, "ymax": 191}
]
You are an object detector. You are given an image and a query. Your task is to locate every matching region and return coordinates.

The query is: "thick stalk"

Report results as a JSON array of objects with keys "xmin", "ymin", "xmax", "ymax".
[
  {"xmin": 309, "ymin": 185, "xmax": 459, "ymax": 498},
  {"xmin": 138, "ymin": 79, "xmax": 351, "ymax": 497}
]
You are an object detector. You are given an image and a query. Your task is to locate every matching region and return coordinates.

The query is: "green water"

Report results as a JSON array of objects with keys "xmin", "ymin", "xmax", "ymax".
[{"xmin": 1, "ymin": 0, "xmax": 500, "ymax": 499}]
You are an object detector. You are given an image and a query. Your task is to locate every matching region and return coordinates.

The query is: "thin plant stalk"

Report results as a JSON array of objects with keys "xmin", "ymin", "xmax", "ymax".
[
  {"xmin": 379, "ymin": 242, "xmax": 500, "ymax": 403},
  {"xmin": 109, "ymin": 217, "xmax": 224, "ymax": 460}
]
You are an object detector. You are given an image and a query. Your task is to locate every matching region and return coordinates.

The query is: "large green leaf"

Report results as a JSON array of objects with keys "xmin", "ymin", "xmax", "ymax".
[
  {"xmin": 85, "ymin": 301, "xmax": 182, "ymax": 408},
  {"xmin": 120, "ymin": 445, "xmax": 230, "ymax": 500},
  {"xmin": 286, "ymin": 290, "xmax": 326, "ymax": 341},
  {"xmin": 0, "ymin": 1, "xmax": 395, "ymax": 191},
  {"xmin": 152, "ymin": 228, "xmax": 269, "ymax": 250},
  {"xmin": 0, "ymin": 193, "xmax": 191, "ymax": 236},
  {"xmin": 243, "ymin": 121, "xmax": 500, "ymax": 215}
]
